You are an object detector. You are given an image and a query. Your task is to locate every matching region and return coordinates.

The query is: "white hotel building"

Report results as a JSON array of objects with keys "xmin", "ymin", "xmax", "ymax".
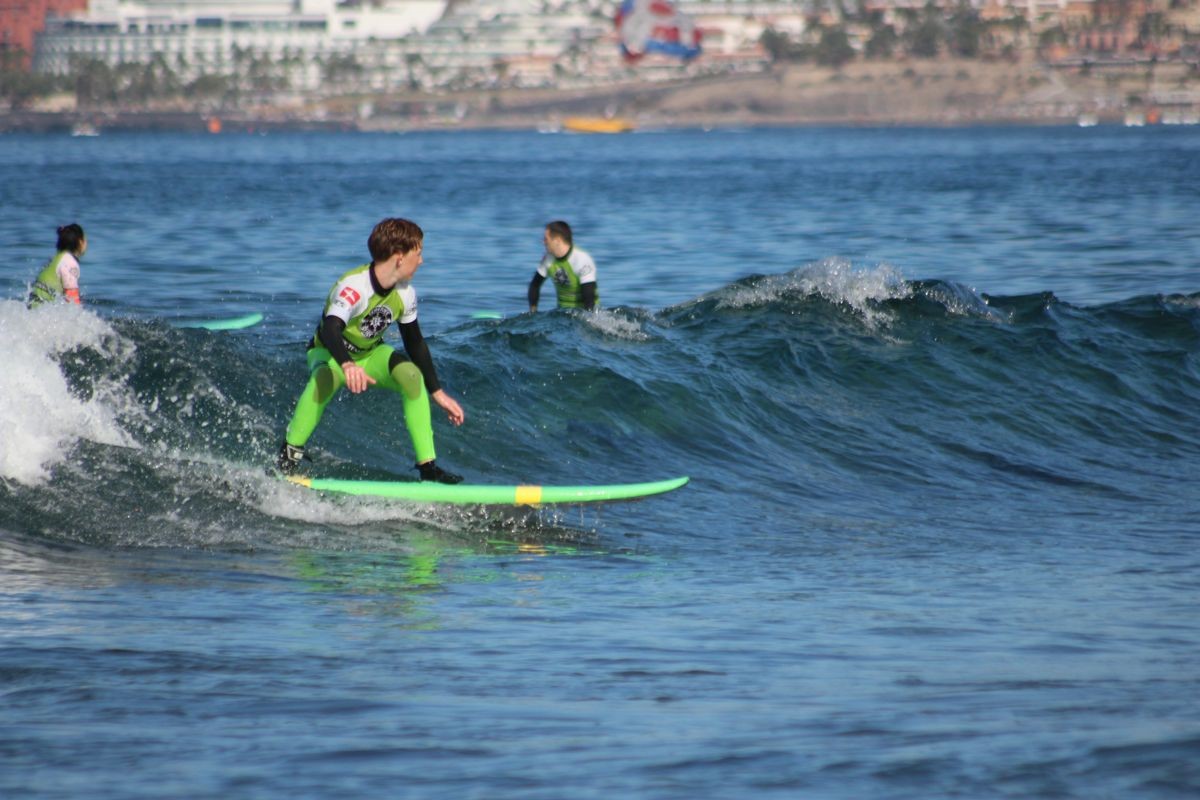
[
  {"xmin": 33, "ymin": 0, "xmax": 448, "ymax": 91},
  {"xmin": 32, "ymin": 0, "xmax": 816, "ymax": 93}
]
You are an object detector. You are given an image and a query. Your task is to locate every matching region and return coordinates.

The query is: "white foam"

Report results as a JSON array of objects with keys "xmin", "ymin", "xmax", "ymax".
[
  {"xmin": 0, "ymin": 300, "xmax": 138, "ymax": 486},
  {"xmin": 720, "ymin": 259, "xmax": 912, "ymax": 327},
  {"xmin": 255, "ymin": 474, "xmax": 428, "ymax": 527},
  {"xmin": 1164, "ymin": 293, "xmax": 1200, "ymax": 310},
  {"xmin": 582, "ymin": 308, "xmax": 651, "ymax": 341},
  {"xmin": 250, "ymin": 472, "xmax": 517, "ymax": 547},
  {"xmin": 922, "ymin": 281, "xmax": 1007, "ymax": 321}
]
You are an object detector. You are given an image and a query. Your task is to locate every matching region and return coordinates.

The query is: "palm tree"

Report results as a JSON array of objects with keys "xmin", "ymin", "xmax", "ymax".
[
  {"xmin": 760, "ymin": 27, "xmax": 797, "ymax": 63},
  {"xmin": 947, "ymin": 2, "xmax": 983, "ymax": 58},
  {"xmin": 815, "ymin": 26, "xmax": 856, "ymax": 67},
  {"xmin": 70, "ymin": 56, "xmax": 117, "ymax": 108},
  {"xmin": 0, "ymin": 50, "xmax": 59, "ymax": 109},
  {"xmin": 865, "ymin": 21, "xmax": 899, "ymax": 60},
  {"xmin": 185, "ymin": 73, "xmax": 230, "ymax": 104},
  {"xmin": 906, "ymin": 6, "xmax": 944, "ymax": 59},
  {"xmin": 405, "ymin": 52, "xmax": 424, "ymax": 90}
]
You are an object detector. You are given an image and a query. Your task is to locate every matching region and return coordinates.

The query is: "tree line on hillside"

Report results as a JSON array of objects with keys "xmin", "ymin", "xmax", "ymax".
[
  {"xmin": 0, "ymin": 47, "xmax": 393, "ymax": 110},
  {"xmin": 759, "ymin": 1, "xmax": 1197, "ymax": 68}
]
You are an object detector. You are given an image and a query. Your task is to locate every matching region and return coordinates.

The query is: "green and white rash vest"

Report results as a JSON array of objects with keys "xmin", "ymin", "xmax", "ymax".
[
  {"xmin": 29, "ymin": 251, "xmax": 80, "ymax": 306},
  {"xmin": 537, "ymin": 246, "xmax": 597, "ymax": 309},
  {"xmin": 314, "ymin": 263, "xmax": 418, "ymax": 355}
]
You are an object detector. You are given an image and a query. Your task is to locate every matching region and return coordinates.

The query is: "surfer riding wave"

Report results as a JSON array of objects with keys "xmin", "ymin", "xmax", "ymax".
[{"xmin": 277, "ymin": 218, "xmax": 465, "ymax": 484}]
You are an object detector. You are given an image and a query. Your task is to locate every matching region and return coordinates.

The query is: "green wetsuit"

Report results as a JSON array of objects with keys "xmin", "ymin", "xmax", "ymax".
[
  {"xmin": 29, "ymin": 251, "xmax": 80, "ymax": 307},
  {"xmin": 537, "ymin": 245, "xmax": 598, "ymax": 309},
  {"xmin": 283, "ymin": 263, "xmax": 438, "ymax": 464}
]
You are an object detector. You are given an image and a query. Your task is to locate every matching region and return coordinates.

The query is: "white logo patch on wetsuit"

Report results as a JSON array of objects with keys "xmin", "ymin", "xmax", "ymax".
[{"xmin": 359, "ymin": 305, "xmax": 394, "ymax": 338}]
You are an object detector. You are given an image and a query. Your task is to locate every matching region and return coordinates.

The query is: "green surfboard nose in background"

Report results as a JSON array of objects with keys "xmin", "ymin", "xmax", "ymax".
[{"xmin": 175, "ymin": 312, "xmax": 264, "ymax": 331}]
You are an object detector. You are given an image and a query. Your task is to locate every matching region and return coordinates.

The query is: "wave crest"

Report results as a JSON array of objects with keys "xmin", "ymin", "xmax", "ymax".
[
  {"xmin": 0, "ymin": 301, "xmax": 140, "ymax": 486},
  {"xmin": 719, "ymin": 259, "xmax": 911, "ymax": 314}
]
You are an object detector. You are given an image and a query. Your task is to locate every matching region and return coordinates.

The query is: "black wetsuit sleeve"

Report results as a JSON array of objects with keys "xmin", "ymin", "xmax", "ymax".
[
  {"xmin": 399, "ymin": 319, "xmax": 442, "ymax": 394},
  {"xmin": 319, "ymin": 315, "xmax": 354, "ymax": 365},
  {"xmin": 580, "ymin": 282, "xmax": 596, "ymax": 310},
  {"xmin": 528, "ymin": 272, "xmax": 545, "ymax": 307}
]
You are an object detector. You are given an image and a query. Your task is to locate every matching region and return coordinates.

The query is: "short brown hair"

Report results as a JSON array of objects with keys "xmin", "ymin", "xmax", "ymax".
[
  {"xmin": 368, "ymin": 218, "xmax": 423, "ymax": 262},
  {"xmin": 545, "ymin": 220, "xmax": 572, "ymax": 246}
]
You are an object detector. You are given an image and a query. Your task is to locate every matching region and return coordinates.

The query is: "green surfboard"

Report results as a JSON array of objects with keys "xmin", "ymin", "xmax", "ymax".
[
  {"xmin": 285, "ymin": 475, "xmax": 689, "ymax": 506},
  {"xmin": 175, "ymin": 312, "xmax": 264, "ymax": 331}
]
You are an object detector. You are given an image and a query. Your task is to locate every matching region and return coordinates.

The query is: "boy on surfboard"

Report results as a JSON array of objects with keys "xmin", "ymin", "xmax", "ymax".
[{"xmin": 276, "ymin": 218, "xmax": 465, "ymax": 483}]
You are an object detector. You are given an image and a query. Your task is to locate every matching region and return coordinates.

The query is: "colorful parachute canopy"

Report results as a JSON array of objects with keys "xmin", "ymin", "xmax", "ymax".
[{"xmin": 615, "ymin": 0, "xmax": 702, "ymax": 62}]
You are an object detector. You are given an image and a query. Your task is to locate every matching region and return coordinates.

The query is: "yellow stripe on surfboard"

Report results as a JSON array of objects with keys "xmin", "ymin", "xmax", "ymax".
[{"xmin": 514, "ymin": 485, "xmax": 543, "ymax": 506}]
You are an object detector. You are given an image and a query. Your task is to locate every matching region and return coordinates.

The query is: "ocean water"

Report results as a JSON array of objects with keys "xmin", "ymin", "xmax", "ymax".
[{"xmin": 1, "ymin": 127, "xmax": 1198, "ymax": 799}]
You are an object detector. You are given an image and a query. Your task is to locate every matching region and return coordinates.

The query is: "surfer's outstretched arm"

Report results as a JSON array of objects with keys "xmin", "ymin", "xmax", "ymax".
[
  {"xmin": 431, "ymin": 389, "xmax": 464, "ymax": 427},
  {"xmin": 400, "ymin": 319, "xmax": 463, "ymax": 426}
]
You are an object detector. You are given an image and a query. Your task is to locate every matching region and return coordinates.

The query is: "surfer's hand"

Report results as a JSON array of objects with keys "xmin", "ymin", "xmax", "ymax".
[
  {"xmin": 342, "ymin": 362, "xmax": 375, "ymax": 394},
  {"xmin": 431, "ymin": 389, "xmax": 465, "ymax": 426}
]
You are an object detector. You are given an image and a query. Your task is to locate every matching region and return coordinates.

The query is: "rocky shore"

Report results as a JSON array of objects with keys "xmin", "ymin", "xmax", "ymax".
[
  {"xmin": 442, "ymin": 58, "xmax": 1200, "ymax": 129},
  {"xmin": 5, "ymin": 57, "xmax": 1198, "ymax": 133}
]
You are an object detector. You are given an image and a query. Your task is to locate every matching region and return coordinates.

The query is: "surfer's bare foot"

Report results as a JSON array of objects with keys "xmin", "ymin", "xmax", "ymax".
[{"xmin": 416, "ymin": 460, "xmax": 462, "ymax": 484}]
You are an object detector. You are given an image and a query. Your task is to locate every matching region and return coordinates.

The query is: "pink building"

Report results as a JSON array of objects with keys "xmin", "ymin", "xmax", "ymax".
[{"xmin": 0, "ymin": 0, "xmax": 87, "ymax": 68}]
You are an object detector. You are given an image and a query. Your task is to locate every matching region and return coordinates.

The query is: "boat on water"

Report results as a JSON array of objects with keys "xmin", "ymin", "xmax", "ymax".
[
  {"xmin": 70, "ymin": 122, "xmax": 99, "ymax": 137},
  {"xmin": 562, "ymin": 116, "xmax": 635, "ymax": 134}
]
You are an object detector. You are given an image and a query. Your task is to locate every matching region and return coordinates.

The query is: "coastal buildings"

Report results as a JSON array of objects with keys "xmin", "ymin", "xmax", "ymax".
[
  {"xmin": 0, "ymin": 0, "xmax": 87, "ymax": 66},
  {"xmin": 17, "ymin": 0, "xmax": 1200, "ymax": 101},
  {"xmin": 382, "ymin": 0, "xmax": 616, "ymax": 90},
  {"xmin": 32, "ymin": 0, "xmax": 447, "ymax": 91},
  {"xmin": 29, "ymin": 0, "xmax": 720, "ymax": 94}
]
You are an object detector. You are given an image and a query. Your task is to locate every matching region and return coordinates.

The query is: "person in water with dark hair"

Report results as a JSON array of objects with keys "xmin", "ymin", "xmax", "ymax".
[
  {"xmin": 29, "ymin": 223, "xmax": 86, "ymax": 307},
  {"xmin": 276, "ymin": 217, "xmax": 465, "ymax": 483},
  {"xmin": 528, "ymin": 220, "xmax": 598, "ymax": 312}
]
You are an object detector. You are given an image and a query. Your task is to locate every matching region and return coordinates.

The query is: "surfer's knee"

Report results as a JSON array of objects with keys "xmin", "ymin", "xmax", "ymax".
[
  {"xmin": 390, "ymin": 361, "xmax": 424, "ymax": 400},
  {"xmin": 313, "ymin": 363, "xmax": 338, "ymax": 403}
]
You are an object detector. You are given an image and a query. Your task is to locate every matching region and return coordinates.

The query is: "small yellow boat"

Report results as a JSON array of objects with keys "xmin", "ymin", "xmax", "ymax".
[{"xmin": 562, "ymin": 116, "xmax": 635, "ymax": 134}]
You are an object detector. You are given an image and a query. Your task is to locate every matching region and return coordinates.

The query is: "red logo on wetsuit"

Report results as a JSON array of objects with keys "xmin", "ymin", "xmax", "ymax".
[{"xmin": 339, "ymin": 287, "xmax": 361, "ymax": 305}]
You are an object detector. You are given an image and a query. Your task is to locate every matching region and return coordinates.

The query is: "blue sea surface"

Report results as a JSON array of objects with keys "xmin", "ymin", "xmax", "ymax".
[{"xmin": 1, "ymin": 127, "xmax": 1198, "ymax": 798}]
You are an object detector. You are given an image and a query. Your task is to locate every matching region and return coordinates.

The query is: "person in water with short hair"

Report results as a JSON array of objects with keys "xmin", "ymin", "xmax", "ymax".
[
  {"xmin": 527, "ymin": 220, "xmax": 598, "ymax": 312},
  {"xmin": 276, "ymin": 217, "xmax": 465, "ymax": 484},
  {"xmin": 29, "ymin": 223, "xmax": 86, "ymax": 307}
]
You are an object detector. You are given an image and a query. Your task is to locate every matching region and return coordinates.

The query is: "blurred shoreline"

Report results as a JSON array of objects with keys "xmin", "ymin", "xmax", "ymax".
[{"xmin": 5, "ymin": 58, "xmax": 1198, "ymax": 133}]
